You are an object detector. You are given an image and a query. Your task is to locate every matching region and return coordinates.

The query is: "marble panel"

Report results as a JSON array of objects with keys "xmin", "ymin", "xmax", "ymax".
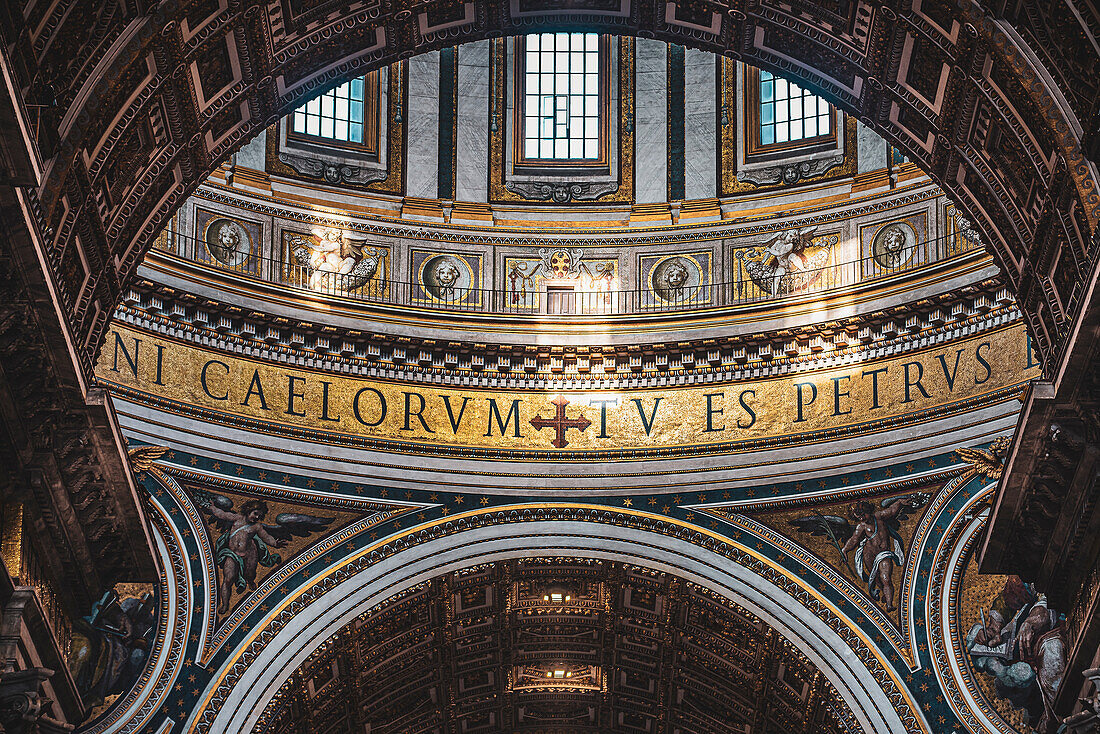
[
  {"xmin": 406, "ymin": 51, "xmax": 441, "ymax": 198},
  {"xmin": 683, "ymin": 49, "xmax": 716, "ymax": 200},
  {"xmin": 856, "ymin": 120, "xmax": 886, "ymax": 173},
  {"xmin": 634, "ymin": 39, "xmax": 667, "ymax": 204},
  {"xmin": 456, "ymin": 40, "xmax": 490, "ymax": 202},
  {"xmin": 235, "ymin": 129, "xmax": 266, "ymax": 171}
]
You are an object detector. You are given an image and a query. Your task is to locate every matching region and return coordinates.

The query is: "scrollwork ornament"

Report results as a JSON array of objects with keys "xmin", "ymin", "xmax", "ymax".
[
  {"xmin": 505, "ymin": 180, "xmax": 618, "ymax": 203},
  {"xmin": 278, "ymin": 153, "xmax": 387, "ymax": 187},
  {"xmin": 738, "ymin": 156, "xmax": 845, "ymax": 187}
]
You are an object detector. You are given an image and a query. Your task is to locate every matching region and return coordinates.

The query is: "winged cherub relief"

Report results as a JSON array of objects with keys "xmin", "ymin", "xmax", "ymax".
[
  {"xmin": 789, "ymin": 492, "xmax": 930, "ymax": 611},
  {"xmin": 744, "ymin": 226, "xmax": 820, "ymax": 296},
  {"xmin": 199, "ymin": 495, "xmax": 334, "ymax": 614},
  {"xmin": 289, "ymin": 228, "xmax": 384, "ymax": 292}
]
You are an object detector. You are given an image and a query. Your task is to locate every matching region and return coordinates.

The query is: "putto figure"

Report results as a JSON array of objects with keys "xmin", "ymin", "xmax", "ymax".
[
  {"xmin": 432, "ymin": 257, "xmax": 460, "ymax": 299},
  {"xmin": 199, "ymin": 495, "xmax": 334, "ymax": 614},
  {"xmin": 790, "ymin": 492, "xmax": 929, "ymax": 611},
  {"xmin": 290, "ymin": 228, "xmax": 383, "ymax": 292},
  {"xmin": 744, "ymin": 227, "xmax": 820, "ymax": 296}
]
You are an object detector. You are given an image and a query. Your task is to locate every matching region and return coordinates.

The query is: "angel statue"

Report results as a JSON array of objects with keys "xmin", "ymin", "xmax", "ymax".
[
  {"xmin": 745, "ymin": 227, "xmax": 819, "ymax": 296},
  {"xmin": 289, "ymin": 228, "xmax": 382, "ymax": 292},
  {"xmin": 789, "ymin": 492, "xmax": 929, "ymax": 611},
  {"xmin": 199, "ymin": 495, "xmax": 334, "ymax": 614}
]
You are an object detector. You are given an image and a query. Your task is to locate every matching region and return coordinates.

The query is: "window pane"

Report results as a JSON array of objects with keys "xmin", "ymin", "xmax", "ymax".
[
  {"xmin": 520, "ymin": 33, "xmax": 603, "ymax": 161},
  {"xmin": 585, "ymin": 73, "xmax": 598, "ymax": 95},
  {"xmin": 755, "ymin": 67, "xmax": 832, "ymax": 148},
  {"xmin": 289, "ymin": 75, "xmax": 368, "ymax": 144}
]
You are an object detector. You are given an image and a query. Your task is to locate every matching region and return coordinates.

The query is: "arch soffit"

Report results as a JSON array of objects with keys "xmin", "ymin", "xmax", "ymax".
[
  {"xmin": 191, "ymin": 517, "xmax": 917, "ymax": 734},
  {"xmin": 24, "ymin": 0, "xmax": 1098, "ymax": 375}
]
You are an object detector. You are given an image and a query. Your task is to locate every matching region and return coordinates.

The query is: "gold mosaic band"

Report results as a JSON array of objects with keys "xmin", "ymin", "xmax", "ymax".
[{"xmin": 97, "ymin": 324, "xmax": 1037, "ymax": 454}]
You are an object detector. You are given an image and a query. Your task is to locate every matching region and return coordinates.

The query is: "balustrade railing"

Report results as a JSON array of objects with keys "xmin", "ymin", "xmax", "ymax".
[{"xmin": 151, "ymin": 226, "xmax": 982, "ymax": 317}]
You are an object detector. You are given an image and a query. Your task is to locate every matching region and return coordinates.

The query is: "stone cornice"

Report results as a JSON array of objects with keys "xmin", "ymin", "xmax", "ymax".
[
  {"xmin": 113, "ymin": 276, "xmax": 1018, "ymax": 391},
  {"xmin": 193, "ymin": 179, "xmax": 942, "ymax": 245}
]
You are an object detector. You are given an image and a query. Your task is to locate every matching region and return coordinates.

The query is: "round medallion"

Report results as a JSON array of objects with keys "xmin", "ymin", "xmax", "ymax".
[
  {"xmin": 203, "ymin": 218, "xmax": 251, "ymax": 267},
  {"xmin": 650, "ymin": 256, "xmax": 701, "ymax": 303},
  {"xmin": 421, "ymin": 255, "xmax": 473, "ymax": 302},
  {"xmin": 871, "ymin": 222, "xmax": 916, "ymax": 270}
]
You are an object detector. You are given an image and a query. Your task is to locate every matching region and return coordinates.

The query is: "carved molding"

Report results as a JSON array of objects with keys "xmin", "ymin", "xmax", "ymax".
[
  {"xmin": 0, "ymin": 591, "xmax": 73, "ymax": 734},
  {"xmin": 276, "ymin": 153, "xmax": 388, "ymax": 187},
  {"xmin": 114, "ymin": 274, "xmax": 1016, "ymax": 387},
  {"xmin": 737, "ymin": 154, "xmax": 847, "ymax": 187},
  {"xmin": 1061, "ymin": 667, "xmax": 1100, "ymax": 733},
  {"xmin": 505, "ymin": 180, "xmax": 620, "ymax": 203}
]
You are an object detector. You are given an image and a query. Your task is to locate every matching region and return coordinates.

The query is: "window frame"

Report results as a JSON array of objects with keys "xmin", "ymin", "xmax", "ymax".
[
  {"xmin": 287, "ymin": 70, "xmax": 382, "ymax": 158},
  {"xmin": 743, "ymin": 66, "xmax": 836, "ymax": 159},
  {"xmin": 512, "ymin": 33, "xmax": 613, "ymax": 171}
]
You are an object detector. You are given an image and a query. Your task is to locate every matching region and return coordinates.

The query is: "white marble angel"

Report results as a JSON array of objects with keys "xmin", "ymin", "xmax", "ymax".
[{"xmin": 290, "ymin": 228, "xmax": 382, "ymax": 291}]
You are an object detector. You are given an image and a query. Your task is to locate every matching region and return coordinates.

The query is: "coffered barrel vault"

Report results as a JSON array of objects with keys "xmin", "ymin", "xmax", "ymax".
[{"xmin": 261, "ymin": 560, "xmax": 857, "ymax": 733}]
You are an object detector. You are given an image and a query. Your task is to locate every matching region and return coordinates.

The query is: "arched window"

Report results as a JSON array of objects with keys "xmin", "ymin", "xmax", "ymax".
[
  {"xmin": 290, "ymin": 71, "xmax": 381, "ymax": 154},
  {"xmin": 516, "ymin": 33, "xmax": 609, "ymax": 165},
  {"xmin": 747, "ymin": 68, "xmax": 834, "ymax": 155}
]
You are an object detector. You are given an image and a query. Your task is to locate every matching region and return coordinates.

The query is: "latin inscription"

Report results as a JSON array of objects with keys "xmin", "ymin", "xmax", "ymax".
[{"xmin": 98, "ymin": 325, "xmax": 1039, "ymax": 452}]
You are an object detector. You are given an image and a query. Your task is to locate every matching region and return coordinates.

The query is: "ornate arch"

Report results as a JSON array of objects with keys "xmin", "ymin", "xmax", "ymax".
[
  {"xmin": 7, "ymin": 0, "xmax": 1096, "ymax": 375},
  {"xmin": 190, "ymin": 511, "xmax": 919, "ymax": 733}
]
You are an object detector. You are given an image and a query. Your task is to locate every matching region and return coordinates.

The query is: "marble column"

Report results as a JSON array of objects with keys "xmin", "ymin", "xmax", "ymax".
[
  {"xmin": 634, "ymin": 39, "xmax": 667, "ymax": 204},
  {"xmin": 406, "ymin": 51, "xmax": 440, "ymax": 198},
  {"xmin": 683, "ymin": 49, "xmax": 716, "ymax": 200},
  {"xmin": 456, "ymin": 41, "xmax": 490, "ymax": 202}
]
